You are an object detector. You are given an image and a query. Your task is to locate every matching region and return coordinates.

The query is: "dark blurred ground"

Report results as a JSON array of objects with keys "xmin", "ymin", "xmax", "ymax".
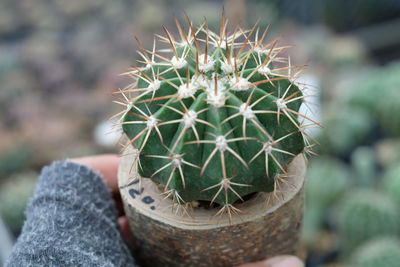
[{"xmin": 1, "ymin": 0, "xmax": 400, "ymax": 266}]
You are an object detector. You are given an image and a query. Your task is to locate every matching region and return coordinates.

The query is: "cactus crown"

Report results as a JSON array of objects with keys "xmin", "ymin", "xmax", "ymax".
[{"xmin": 115, "ymin": 14, "xmax": 315, "ymax": 211}]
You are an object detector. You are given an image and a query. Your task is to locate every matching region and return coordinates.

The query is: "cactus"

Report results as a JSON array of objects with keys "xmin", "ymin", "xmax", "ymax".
[
  {"xmin": 322, "ymin": 106, "xmax": 372, "ymax": 155},
  {"xmin": 115, "ymin": 16, "xmax": 315, "ymax": 211},
  {"xmin": 303, "ymin": 157, "xmax": 349, "ymax": 243},
  {"xmin": 346, "ymin": 62, "xmax": 400, "ymax": 112},
  {"xmin": 341, "ymin": 62, "xmax": 400, "ymax": 137},
  {"xmin": 337, "ymin": 190, "xmax": 400, "ymax": 254},
  {"xmin": 382, "ymin": 163, "xmax": 400, "ymax": 207},
  {"xmin": 349, "ymin": 237, "xmax": 400, "ymax": 267}
]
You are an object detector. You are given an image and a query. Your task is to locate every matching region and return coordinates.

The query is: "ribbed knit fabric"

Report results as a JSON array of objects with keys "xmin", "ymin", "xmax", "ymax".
[{"xmin": 6, "ymin": 161, "xmax": 137, "ymax": 267}]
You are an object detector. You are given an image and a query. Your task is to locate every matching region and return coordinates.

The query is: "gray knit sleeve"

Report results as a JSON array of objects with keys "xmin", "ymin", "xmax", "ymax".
[{"xmin": 6, "ymin": 161, "xmax": 137, "ymax": 267}]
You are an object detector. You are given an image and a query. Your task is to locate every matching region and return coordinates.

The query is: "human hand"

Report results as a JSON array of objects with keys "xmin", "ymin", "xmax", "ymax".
[
  {"xmin": 69, "ymin": 155, "xmax": 305, "ymax": 267},
  {"xmin": 238, "ymin": 255, "xmax": 304, "ymax": 267},
  {"xmin": 70, "ymin": 154, "xmax": 134, "ymax": 244}
]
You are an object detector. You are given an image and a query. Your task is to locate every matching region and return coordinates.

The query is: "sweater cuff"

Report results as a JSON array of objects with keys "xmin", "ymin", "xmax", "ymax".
[{"xmin": 34, "ymin": 160, "xmax": 117, "ymax": 220}]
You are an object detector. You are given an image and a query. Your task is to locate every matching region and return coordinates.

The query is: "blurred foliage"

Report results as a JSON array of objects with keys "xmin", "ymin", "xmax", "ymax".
[
  {"xmin": 337, "ymin": 190, "xmax": 400, "ymax": 255},
  {"xmin": 382, "ymin": 163, "xmax": 400, "ymax": 208},
  {"xmin": 304, "ymin": 59, "xmax": 400, "ymax": 265},
  {"xmin": 0, "ymin": 145, "xmax": 31, "ymax": 178},
  {"xmin": 349, "ymin": 237, "xmax": 400, "ymax": 267},
  {"xmin": 278, "ymin": 0, "xmax": 400, "ymax": 31},
  {"xmin": 378, "ymin": 87, "xmax": 400, "ymax": 137},
  {"xmin": 375, "ymin": 139, "xmax": 400, "ymax": 168},
  {"xmin": 0, "ymin": 172, "xmax": 37, "ymax": 235},
  {"xmin": 303, "ymin": 157, "xmax": 349, "ymax": 244},
  {"xmin": 351, "ymin": 147, "xmax": 377, "ymax": 188},
  {"xmin": 321, "ymin": 106, "xmax": 373, "ymax": 156},
  {"xmin": 345, "ymin": 67, "xmax": 396, "ymax": 108}
]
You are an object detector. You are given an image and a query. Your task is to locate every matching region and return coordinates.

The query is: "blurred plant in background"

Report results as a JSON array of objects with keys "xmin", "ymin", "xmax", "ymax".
[
  {"xmin": 0, "ymin": 173, "xmax": 37, "ymax": 235},
  {"xmin": 1, "ymin": 0, "xmax": 400, "ymax": 266}
]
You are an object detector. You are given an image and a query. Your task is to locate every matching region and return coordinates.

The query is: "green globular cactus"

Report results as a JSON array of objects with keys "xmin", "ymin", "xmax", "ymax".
[
  {"xmin": 115, "ymin": 17, "xmax": 314, "ymax": 211},
  {"xmin": 337, "ymin": 190, "xmax": 400, "ymax": 255},
  {"xmin": 349, "ymin": 237, "xmax": 400, "ymax": 267},
  {"xmin": 346, "ymin": 62, "xmax": 400, "ymax": 112},
  {"xmin": 341, "ymin": 62, "xmax": 400, "ymax": 138},
  {"xmin": 322, "ymin": 106, "xmax": 372, "ymax": 156}
]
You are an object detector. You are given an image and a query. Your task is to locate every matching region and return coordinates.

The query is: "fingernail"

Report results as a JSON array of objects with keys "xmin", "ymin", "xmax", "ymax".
[{"xmin": 263, "ymin": 255, "xmax": 304, "ymax": 267}]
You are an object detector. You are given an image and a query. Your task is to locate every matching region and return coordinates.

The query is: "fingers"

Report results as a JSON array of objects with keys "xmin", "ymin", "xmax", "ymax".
[
  {"xmin": 118, "ymin": 216, "xmax": 137, "ymax": 246},
  {"xmin": 238, "ymin": 255, "xmax": 304, "ymax": 267},
  {"xmin": 70, "ymin": 154, "xmax": 120, "ymax": 192}
]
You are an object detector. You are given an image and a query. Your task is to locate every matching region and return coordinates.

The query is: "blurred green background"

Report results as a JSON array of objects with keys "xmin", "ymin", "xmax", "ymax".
[{"xmin": 1, "ymin": 0, "xmax": 400, "ymax": 266}]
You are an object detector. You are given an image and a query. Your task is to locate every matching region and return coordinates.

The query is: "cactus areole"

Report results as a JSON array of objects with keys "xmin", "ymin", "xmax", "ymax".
[{"xmin": 116, "ymin": 16, "xmax": 312, "ymax": 212}]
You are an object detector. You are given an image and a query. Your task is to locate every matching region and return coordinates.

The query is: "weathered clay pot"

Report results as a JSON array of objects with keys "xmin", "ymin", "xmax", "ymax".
[{"xmin": 119, "ymin": 146, "xmax": 306, "ymax": 267}]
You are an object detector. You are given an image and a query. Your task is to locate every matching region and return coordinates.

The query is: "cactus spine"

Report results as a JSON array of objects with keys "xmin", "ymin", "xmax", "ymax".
[{"xmin": 115, "ymin": 15, "xmax": 315, "ymax": 213}]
